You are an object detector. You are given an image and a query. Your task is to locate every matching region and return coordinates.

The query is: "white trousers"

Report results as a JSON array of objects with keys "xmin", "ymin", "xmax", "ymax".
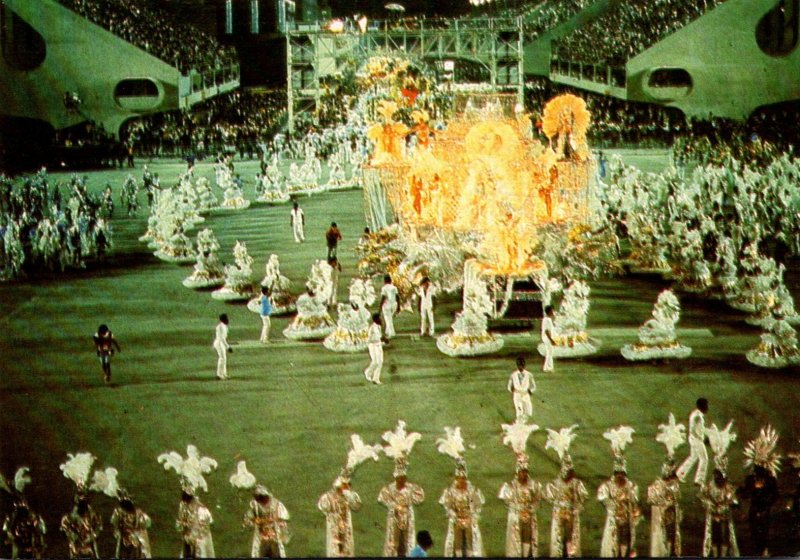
[
  {"xmin": 293, "ymin": 222, "xmax": 304, "ymax": 242},
  {"xmin": 364, "ymin": 343, "xmax": 384, "ymax": 382},
  {"xmin": 260, "ymin": 316, "xmax": 271, "ymax": 343},
  {"xmin": 214, "ymin": 341, "xmax": 227, "ymax": 379},
  {"xmin": 542, "ymin": 344, "xmax": 554, "ymax": 372},
  {"xmin": 420, "ymin": 306, "xmax": 434, "ymax": 336},
  {"xmin": 382, "ymin": 303, "xmax": 397, "ymax": 338},
  {"xmin": 513, "ymin": 393, "xmax": 532, "ymax": 420},
  {"xmin": 677, "ymin": 436, "xmax": 708, "ymax": 484}
]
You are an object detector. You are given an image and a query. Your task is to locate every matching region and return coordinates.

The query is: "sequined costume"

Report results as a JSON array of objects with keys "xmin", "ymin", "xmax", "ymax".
[
  {"xmin": 378, "ymin": 482, "xmax": 425, "ymax": 556},
  {"xmin": 60, "ymin": 504, "xmax": 102, "ymax": 559},
  {"xmin": 647, "ymin": 477, "xmax": 681, "ymax": 557},
  {"xmin": 317, "ymin": 487, "xmax": 362, "ymax": 557},
  {"xmin": 176, "ymin": 497, "xmax": 215, "ymax": 558},
  {"xmin": 439, "ymin": 480, "xmax": 485, "ymax": 557},
  {"xmin": 544, "ymin": 475, "xmax": 587, "ymax": 557},
  {"xmin": 111, "ymin": 505, "xmax": 152, "ymax": 558},
  {"xmin": 700, "ymin": 478, "xmax": 739, "ymax": 557},
  {"xmin": 243, "ymin": 497, "xmax": 290, "ymax": 558},
  {"xmin": 3, "ymin": 503, "xmax": 46, "ymax": 559},
  {"xmin": 597, "ymin": 476, "xmax": 641, "ymax": 557},
  {"xmin": 499, "ymin": 477, "xmax": 544, "ymax": 557}
]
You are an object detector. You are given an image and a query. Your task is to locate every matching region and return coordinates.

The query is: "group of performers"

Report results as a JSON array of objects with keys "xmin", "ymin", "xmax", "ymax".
[{"xmin": 3, "ymin": 408, "xmax": 796, "ymax": 559}]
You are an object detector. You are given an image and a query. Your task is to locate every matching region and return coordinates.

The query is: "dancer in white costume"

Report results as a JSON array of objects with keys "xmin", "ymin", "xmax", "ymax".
[
  {"xmin": 648, "ymin": 414, "xmax": 686, "ymax": 557},
  {"xmin": 436, "ymin": 427, "xmax": 484, "ymax": 557},
  {"xmin": 544, "ymin": 425, "xmax": 588, "ymax": 558},
  {"xmin": 290, "ymin": 202, "xmax": 305, "ymax": 243},
  {"xmin": 213, "ymin": 314, "xmax": 231, "ymax": 380},
  {"xmin": 364, "ymin": 314, "xmax": 384, "ymax": 385},
  {"xmin": 541, "ymin": 307, "xmax": 555, "ymax": 372},
  {"xmin": 597, "ymin": 426, "xmax": 641, "ymax": 558},
  {"xmin": 418, "ymin": 277, "xmax": 436, "ymax": 336},
  {"xmin": 700, "ymin": 421, "xmax": 739, "ymax": 557},
  {"xmin": 676, "ymin": 398, "xmax": 709, "ymax": 485},
  {"xmin": 378, "ymin": 421, "xmax": 425, "ymax": 557},
  {"xmin": 499, "ymin": 420, "xmax": 543, "ymax": 558},
  {"xmin": 507, "ymin": 356, "xmax": 535, "ymax": 421},
  {"xmin": 380, "ymin": 275, "xmax": 399, "ymax": 339}
]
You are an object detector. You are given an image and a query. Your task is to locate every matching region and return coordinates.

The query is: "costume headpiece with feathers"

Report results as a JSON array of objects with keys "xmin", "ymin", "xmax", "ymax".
[
  {"xmin": 706, "ymin": 420, "xmax": 737, "ymax": 475},
  {"xmin": 334, "ymin": 434, "xmax": 382, "ymax": 487},
  {"xmin": 545, "ymin": 425, "xmax": 578, "ymax": 476},
  {"xmin": 229, "ymin": 460, "xmax": 272, "ymax": 497},
  {"xmin": 502, "ymin": 420, "xmax": 539, "ymax": 473},
  {"xmin": 60, "ymin": 452, "xmax": 97, "ymax": 495},
  {"xmin": 436, "ymin": 426, "xmax": 469, "ymax": 477},
  {"xmin": 0, "ymin": 467, "xmax": 33, "ymax": 505},
  {"xmin": 743, "ymin": 425, "xmax": 781, "ymax": 477},
  {"xmin": 603, "ymin": 425, "xmax": 635, "ymax": 474},
  {"xmin": 656, "ymin": 413, "xmax": 687, "ymax": 477},
  {"xmin": 382, "ymin": 420, "xmax": 422, "ymax": 478},
  {"xmin": 157, "ymin": 444, "xmax": 218, "ymax": 495}
]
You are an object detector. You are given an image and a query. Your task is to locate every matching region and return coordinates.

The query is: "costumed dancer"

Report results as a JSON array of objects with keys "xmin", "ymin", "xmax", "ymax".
[
  {"xmin": 317, "ymin": 434, "xmax": 381, "ymax": 557},
  {"xmin": 378, "ymin": 420, "xmax": 425, "ymax": 557},
  {"xmin": 229, "ymin": 461, "xmax": 290, "ymax": 557},
  {"xmin": 1, "ymin": 467, "xmax": 46, "ymax": 559},
  {"xmin": 739, "ymin": 426, "xmax": 780, "ymax": 557},
  {"xmin": 157, "ymin": 445, "xmax": 219, "ymax": 558},
  {"xmin": 597, "ymin": 426, "xmax": 641, "ymax": 558},
  {"xmin": 364, "ymin": 313, "xmax": 384, "ymax": 385},
  {"xmin": 507, "ymin": 356, "xmax": 536, "ymax": 421},
  {"xmin": 648, "ymin": 413, "xmax": 686, "ymax": 557},
  {"xmin": 259, "ymin": 287, "xmax": 273, "ymax": 344},
  {"xmin": 700, "ymin": 421, "xmax": 739, "ymax": 557},
  {"xmin": 544, "ymin": 425, "xmax": 588, "ymax": 557},
  {"xmin": 110, "ymin": 489, "xmax": 152, "ymax": 559},
  {"xmin": 541, "ymin": 306, "xmax": 555, "ymax": 372},
  {"xmin": 380, "ymin": 275, "xmax": 399, "ymax": 339},
  {"xmin": 59, "ymin": 453, "xmax": 103, "ymax": 559},
  {"xmin": 499, "ymin": 420, "xmax": 543, "ymax": 558},
  {"xmin": 436, "ymin": 426, "xmax": 485, "ymax": 557},
  {"xmin": 677, "ymin": 398, "xmax": 710, "ymax": 486}
]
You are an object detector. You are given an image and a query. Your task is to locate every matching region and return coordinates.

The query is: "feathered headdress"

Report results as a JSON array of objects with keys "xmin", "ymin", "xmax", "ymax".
[
  {"xmin": 382, "ymin": 420, "xmax": 422, "ymax": 478},
  {"xmin": 436, "ymin": 426, "xmax": 468, "ymax": 477},
  {"xmin": 502, "ymin": 420, "xmax": 539, "ymax": 473},
  {"xmin": 545, "ymin": 425, "xmax": 578, "ymax": 476},
  {"xmin": 60, "ymin": 452, "xmax": 97, "ymax": 494},
  {"xmin": 743, "ymin": 425, "xmax": 781, "ymax": 477},
  {"xmin": 89, "ymin": 467, "xmax": 120, "ymax": 498},
  {"xmin": 333, "ymin": 434, "xmax": 381, "ymax": 487},
  {"xmin": 0, "ymin": 467, "xmax": 32, "ymax": 505},
  {"xmin": 229, "ymin": 460, "xmax": 272, "ymax": 497},
  {"xmin": 603, "ymin": 425, "xmax": 635, "ymax": 474},
  {"xmin": 157, "ymin": 445, "xmax": 218, "ymax": 495},
  {"xmin": 656, "ymin": 413, "xmax": 687, "ymax": 476},
  {"xmin": 706, "ymin": 420, "xmax": 737, "ymax": 475}
]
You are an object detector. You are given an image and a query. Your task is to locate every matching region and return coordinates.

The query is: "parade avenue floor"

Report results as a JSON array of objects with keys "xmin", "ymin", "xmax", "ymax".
[{"xmin": 1, "ymin": 151, "xmax": 798, "ymax": 557}]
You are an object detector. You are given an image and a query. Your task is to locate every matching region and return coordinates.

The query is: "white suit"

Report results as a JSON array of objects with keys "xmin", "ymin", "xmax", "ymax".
[
  {"xmin": 364, "ymin": 322, "xmax": 384, "ymax": 384},
  {"xmin": 418, "ymin": 285, "xmax": 436, "ymax": 336},
  {"xmin": 677, "ymin": 408, "xmax": 707, "ymax": 484},
  {"xmin": 541, "ymin": 316, "xmax": 554, "ymax": 372},
  {"xmin": 213, "ymin": 322, "xmax": 230, "ymax": 379},
  {"xmin": 290, "ymin": 207, "xmax": 304, "ymax": 242},
  {"xmin": 507, "ymin": 369, "xmax": 535, "ymax": 420},
  {"xmin": 380, "ymin": 284, "xmax": 399, "ymax": 338}
]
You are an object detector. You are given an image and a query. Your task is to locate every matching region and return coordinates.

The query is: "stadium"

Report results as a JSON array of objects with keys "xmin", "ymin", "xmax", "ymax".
[{"xmin": 0, "ymin": 0, "xmax": 799, "ymax": 557}]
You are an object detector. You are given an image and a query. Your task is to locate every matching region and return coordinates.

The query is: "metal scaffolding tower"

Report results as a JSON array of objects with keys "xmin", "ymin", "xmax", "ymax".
[{"xmin": 286, "ymin": 17, "xmax": 525, "ymax": 131}]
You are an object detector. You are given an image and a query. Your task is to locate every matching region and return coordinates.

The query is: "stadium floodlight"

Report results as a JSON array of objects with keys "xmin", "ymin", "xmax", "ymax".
[{"xmin": 328, "ymin": 19, "xmax": 345, "ymax": 33}]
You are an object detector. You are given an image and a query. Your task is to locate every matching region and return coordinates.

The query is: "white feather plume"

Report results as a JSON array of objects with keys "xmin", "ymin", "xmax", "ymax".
[
  {"xmin": 545, "ymin": 425, "xmax": 579, "ymax": 461},
  {"xmin": 157, "ymin": 445, "xmax": 218, "ymax": 493},
  {"xmin": 382, "ymin": 420, "xmax": 422, "ymax": 460},
  {"xmin": 603, "ymin": 425, "xmax": 635, "ymax": 454},
  {"xmin": 436, "ymin": 426, "xmax": 465, "ymax": 461},
  {"xmin": 60, "ymin": 452, "xmax": 96, "ymax": 487},
  {"xmin": 656, "ymin": 413, "xmax": 687, "ymax": 458},
  {"xmin": 345, "ymin": 434, "xmax": 382, "ymax": 471},
  {"xmin": 89, "ymin": 467, "xmax": 120, "ymax": 497},
  {"xmin": 13, "ymin": 467, "xmax": 31, "ymax": 494},
  {"xmin": 501, "ymin": 420, "xmax": 540, "ymax": 455},
  {"xmin": 229, "ymin": 461, "xmax": 257, "ymax": 490},
  {"xmin": 707, "ymin": 420, "xmax": 737, "ymax": 458}
]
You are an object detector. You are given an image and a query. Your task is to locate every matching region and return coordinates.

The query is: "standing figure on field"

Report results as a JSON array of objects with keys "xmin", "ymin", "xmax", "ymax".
[
  {"xmin": 380, "ymin": 275, "xmax": 399, "ymax": 339},
  {"xmin": 597, "ymin": 426, "xmax": 640, "ymax": 558},
  {"xmin": 418, "ymin": 277, "xmax": 436, "ymax": 337},
  {"xmin": 1, "ymin": 467, "xmax": 47, "ymax": 559},
  {"xmin": 648, "ymin": 414, "xmax": 686, "ymax": 557},
  {"xmin": 111, "ymin": 489, "xmax": 153, "ymax": 559},
  {"xmin": 507, "ymin": 356, "xmax": 536, "ymax": 421},
  {"xmin": 544, "ymin": 425, "xmax": 588, "ymax": 557},
  {"xmin": 677, "ymin": 398, "xmax": 709, "ymax": 485},
  {"xmin": 701, "ymin": 421, "xmax": 739, "ymax": 558},
  {"xmin": 739, "ymin": 426, "xmax": 781, "ymax": 557},
  {"xmin": 290, "ymin": 201, "xmax": 305, "ymax": 243}
]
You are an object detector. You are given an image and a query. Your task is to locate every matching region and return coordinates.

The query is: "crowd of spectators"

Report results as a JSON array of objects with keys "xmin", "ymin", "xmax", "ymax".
[
  {"xmin": 122, "ymin": 90, "xmax": 286, "ymax": 159},
  {"xmin": 555, "ymin": 0, "xmax": 727, "ymax": 66},
  {"xmin": 57, "ymin": 0, "xmax": 237, "ymax": 74},
  {"xmin": 517, "ymin": 0, "xmax": 595, "ymax": 38}
]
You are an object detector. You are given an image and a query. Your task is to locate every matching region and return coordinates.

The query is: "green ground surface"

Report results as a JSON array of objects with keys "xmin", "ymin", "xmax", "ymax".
[{"xmin": 1, "ymin": 152, "xmax": 799, "ymax": 558}]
